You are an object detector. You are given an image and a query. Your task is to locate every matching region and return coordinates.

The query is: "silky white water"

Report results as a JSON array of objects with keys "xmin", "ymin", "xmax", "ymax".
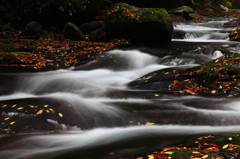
[{"xmin": 1, "ymin": 19, "xmax": 240, "ymax": 159}]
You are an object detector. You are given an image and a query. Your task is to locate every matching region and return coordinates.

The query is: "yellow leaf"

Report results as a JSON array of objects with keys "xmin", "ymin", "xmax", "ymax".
[
  {"xmin": 202, "ymin": 155, "xmax": 208, "ymax": 158},
  {"xmin": 17, "ymin": 107, "xmax": 24, "ymax": 110},
  {"xmin": 49, "ymin": 108, "xmax": 55, "ymax": 113},
  {"xmin": 46, "ymin": 110, "xmax": 50, "ymax": 113},
  {"xmin": 44, "ymin": 105, "xmax": 48, "ymax": 107},
  {"xmin": 109, "ymin": 152, "xmax": 114, "ymax": 155},
  {"xmin": 211, "ymin": 90, "xmax": 216, "ymax": 94},
  {"xmin": 10, "ymin": 121, "xmax": 15, "ymax": 125},
  {"xmin": 12, "ymin": 104, "xmax": 17, "ymax": 108},
  {"xmin": 154, "ymin": 94, "xmax": 159, "ymax": 96},
  {"xmin": 228, "ymin": 137, "xmax": 232, "ymax": 140},
  {"xmin": 29, "ymin": 105, "xmax": 34, "ymax": 108},
  {"xmin": 2, "ymin": 105, "xmax": 7, "ymax": 108},
  {"xmin": 36, "ymin": 109, "xmax": 43, "ymax": 115},
  {"xmin": 4, "ymin": 117, "xmax": 10, "ymax": 120},
  {"xmin": 165, "ymin": 151, "xmax": 174, "ymax": 154},
  {"xmin": 58, "ymin": 113, "xmax": 63, "ymax": 117},
  {"xmin": 222, "ymin": 144, "xmax": 229, "ymax": 149},
  {"xmin": 147, "ymin": 155, "xmax": 154, "ymax": 159}
]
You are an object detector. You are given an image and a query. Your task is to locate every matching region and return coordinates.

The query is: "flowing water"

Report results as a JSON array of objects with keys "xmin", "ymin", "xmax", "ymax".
[{"xmin": 1, "ymin": 17, "xmax": 240, "ymax": 159}]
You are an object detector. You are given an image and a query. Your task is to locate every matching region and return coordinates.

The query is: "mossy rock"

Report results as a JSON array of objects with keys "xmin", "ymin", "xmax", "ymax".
[
  {"xmin": 182, "ymin": 55, "xmax": 240, "ymax": 84},
  {"xmin": 104, "ymin": 3, "xmax": 173, "ymax": 43},
  {"xmin": 89, "ymin": 27, "xmax": 107, "ymax": 42},
  {"xmin": 80, "ymin": 21, "xmax": 104, "ymax": 35},
  {"xmin": 229, "ymin": 27, "xmax": 240, "ymax": 41},
  {"xmin": 63, "ymin": 22, "xmax": 85, "ymax": 41},
  {"xmin": 21, "ymin": 21, "xmax": 44, "ymax": 36},
  {"xmin": 2, "ymin": 25, "xmax": 16, "ymax": 32}
]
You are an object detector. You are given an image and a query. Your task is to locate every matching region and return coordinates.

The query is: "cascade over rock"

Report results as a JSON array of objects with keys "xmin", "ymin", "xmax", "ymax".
[{"xmin": 104, "ymin": 3, "xmax": 173, "ymax": 43}]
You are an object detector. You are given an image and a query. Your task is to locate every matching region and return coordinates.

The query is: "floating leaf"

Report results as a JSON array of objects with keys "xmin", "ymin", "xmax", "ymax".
[
  {"xmin": 2, "ymin": 105, "xmax": 7, "ymax": 108},
  {"xmin": 4, "ymin": 117, "xmax": 10, "ymax": 120},
  {"xmin": 44, "ymin": 105, "xmax": 48, "ymax": 107},
  {"xmin": 10, "ymin": 121, "xmax": 15, "ymax": 125},
  {"xmin": 36, "ymin": 109, "xmax": 43, "ymax": 115},
  {"xmin": 58, "ymin": 113, "xmax": 63, "ymax": 117},
  {"xmin": 17, "ymin": 107, "xmax": 24, "ymax": 110},
  {"xmin": 154, "ymin": 94, "xmax": 159, "ymax": 96},
  {"xmin": 12, "ymin": 104, "xmax": 17, "ymax": 108},
  {"xmin": 49, "ymin": 108, "xmax": 55, "ymax": 113}
]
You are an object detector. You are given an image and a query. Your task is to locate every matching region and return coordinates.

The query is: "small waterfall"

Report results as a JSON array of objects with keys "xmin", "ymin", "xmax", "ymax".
[{"xmin": 173, "ymin": 20, "xmax": 236, "ymax": 42}]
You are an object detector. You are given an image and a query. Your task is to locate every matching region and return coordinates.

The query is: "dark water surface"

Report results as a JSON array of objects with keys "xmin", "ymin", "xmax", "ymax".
[{"xmin": 1, "ymin": 17, "xmax": 240, "ymax": 159}]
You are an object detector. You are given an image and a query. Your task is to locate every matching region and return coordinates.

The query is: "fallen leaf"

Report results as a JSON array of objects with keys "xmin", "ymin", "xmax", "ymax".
[
  {"xmin": 222, "ymin": 144, "xmax": 229, "ymax": 149},
  {"xmin": 36, "ymin": 109, "xmax": 44, "ymax": 115},
  {"xmin": 58, "ymin": 113, "xmax": 63, "ymax": 117},
  {"xmin": 10, "ymin": 121, "xmax": 15, "ymax": 125}
]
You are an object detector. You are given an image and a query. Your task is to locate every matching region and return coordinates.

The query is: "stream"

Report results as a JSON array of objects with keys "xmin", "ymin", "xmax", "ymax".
[{"xmin": 1, "ymin": 17, "xmax": 240, "ymax": 159}]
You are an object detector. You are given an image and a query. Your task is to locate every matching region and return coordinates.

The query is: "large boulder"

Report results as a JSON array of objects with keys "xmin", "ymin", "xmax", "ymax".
[
  {"xmin": 63, "ymin": 22, "xmax": 85, "ymax": 41},
  {"xmin": 21, "ymin": 21, "xmax": 44, "ymax": 36},
  {"xmin": 104, "ymin": 3, "xmax": 173, "ymax": 43}
]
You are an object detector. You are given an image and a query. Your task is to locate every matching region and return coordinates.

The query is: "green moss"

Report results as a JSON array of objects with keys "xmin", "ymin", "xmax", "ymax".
[
  {"xmin": 104, "ymin": 3, "xmax": 173, "ymax": 43},
  {"xmin": 0, "ymin": 52, "xmax": 30, "ymax": 60},
  {"xmin": 182, "ymin": 55, "xmax": 240, "ymax": 83},
  {"xmin": 166, "ymin": 150, "xmax": 193, "ymax": 159},
  {"xmin": 0, "ymin": 38, "xmax": 19, "ymax": 52},
  {"xmin": 189, "ymin": 12, "xmax": 198, "ymax": 18},
  {"xmin": 2, "ymin": 25, "xmax": 16, "ymax": 32}
]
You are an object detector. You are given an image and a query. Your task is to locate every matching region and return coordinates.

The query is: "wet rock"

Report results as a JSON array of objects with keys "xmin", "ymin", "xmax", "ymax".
[
  {"xmin": 169, "ymin": 6, "xmax": 196, "ymax": 20},
  {"xmin": 80, "ymin": 21, "xmax": 104, "ymax": 35},
  {"xmin": 63, "ymin": 22, "xmax": 85, "ymax": 41},
  {"xmin": 223, "ymin": 19, "xmax": 240, "ymax": 28},
  {"xmin": 104, "ymin": 3, "xmax": 173, "ymax": 43}
]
